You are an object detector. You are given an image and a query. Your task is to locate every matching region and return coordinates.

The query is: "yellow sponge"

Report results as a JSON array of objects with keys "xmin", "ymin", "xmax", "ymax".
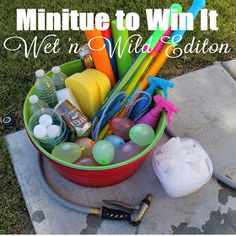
[
  {"xmin": 82, "ymin": 69, "xmax": 111, "ymax": 102},
  {"xmin": 65, "ymin": 69, "xmax": 111, "ymax": 119}
]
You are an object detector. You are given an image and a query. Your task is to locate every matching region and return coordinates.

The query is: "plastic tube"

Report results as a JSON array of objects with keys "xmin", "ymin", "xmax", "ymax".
[
  {"xmin": 84, "ymin": 28, "xmax": 116, "ymax": 88},
  {"xmin": 102, "ymin": 24, "xmax": 119, "ymax": 80},
  {"xmin": 131, "ymin": 0, "xmax": 206, "ymax": 102},
  {"xmin": 36, "ymin": 154, "xmax": 92, "ymax": 214},
  {"xmin": 213, "ymin": 170, "xmax": 236, "ymax": 190},
  {"xmin": 124, "ymin": 27, "xmax": 172, "ymax": 96},
  {"xmin": 111, "ymin": 20, "xmax": 132, "ymax": 79}
]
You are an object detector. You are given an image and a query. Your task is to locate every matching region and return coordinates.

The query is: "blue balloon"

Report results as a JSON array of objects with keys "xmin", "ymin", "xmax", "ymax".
[{"xmin": 105, "ymin": 135, "xmax": 125, "ymax": 149}]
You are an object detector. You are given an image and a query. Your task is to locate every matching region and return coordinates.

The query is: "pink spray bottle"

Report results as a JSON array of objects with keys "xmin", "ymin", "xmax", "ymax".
[{"xmin": 136, "ymin": 95, "xmax": 179, "ymax": 128}]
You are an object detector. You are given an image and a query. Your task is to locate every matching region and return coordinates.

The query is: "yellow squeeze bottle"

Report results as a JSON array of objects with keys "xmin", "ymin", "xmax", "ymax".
[{"xmin": 65, "ymin": 69, "xmax": 111, "ymax": 119}]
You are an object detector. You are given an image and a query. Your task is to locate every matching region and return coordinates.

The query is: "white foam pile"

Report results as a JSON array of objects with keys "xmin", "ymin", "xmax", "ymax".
[{"xmin": 152, "ymin": 137, "xmax": 213, "ymax": 197}]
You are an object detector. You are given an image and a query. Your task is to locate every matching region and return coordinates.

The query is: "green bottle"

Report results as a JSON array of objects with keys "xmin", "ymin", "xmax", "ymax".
[
  {"xmin": 29, "ymin": 95, "xmax": 49, "ymax": 116},
  {"xmin": 34, "ymin": 69, "xmax": 58, "ymax": 108},
  {"xmin": 51, "ymin": 66, "xmax": 67, "ymax": 90}
]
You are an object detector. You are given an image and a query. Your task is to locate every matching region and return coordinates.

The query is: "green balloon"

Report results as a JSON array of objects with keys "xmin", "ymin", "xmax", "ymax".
[
  {"xmin": 129, "ymin": 124, "xmax": 155, "ymax": 146},
  {"xmin": 92, "ymin": 140, "xmax": 115, "ymax": 165},
  {"xmin": 52, "ymin": 142, "xmax": 82, "ymax": 163}
]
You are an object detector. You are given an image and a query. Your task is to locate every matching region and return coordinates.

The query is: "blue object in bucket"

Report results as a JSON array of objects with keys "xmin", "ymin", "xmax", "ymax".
[
  {"xmin": 127, "ymin": 76, "xmax": 174, "ymax": 121},
  {"xmin": 104, "ymin": 37, "xmax": 119, "ymax": 80},
  {"xmin": 105, "ymin": 135, "xmax": 125, "ymax": 149},
  {"xmin": 91, "ymin": 92, "xmax": 127, "ymax": 140},
  {"xmin": 147, "ymin": 76, "xmax": 174, "ymax": 99}
]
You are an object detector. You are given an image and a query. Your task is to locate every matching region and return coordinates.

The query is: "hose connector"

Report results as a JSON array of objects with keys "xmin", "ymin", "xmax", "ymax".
[{"xmin": 101, "ymin": 193, "xmax": 153, "ymax": 226}]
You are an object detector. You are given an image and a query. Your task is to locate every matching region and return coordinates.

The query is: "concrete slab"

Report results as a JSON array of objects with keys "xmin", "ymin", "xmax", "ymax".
[
  {"xmin": 222, "ymin": 59, "xmax": 236, "ymax": 79},
  {"xmin": 6, "ymin": 130, "xmax": 236, "ymax": 234},
  {"xmin": 169, "ymin": 64, "xmax": 236, "ymax": 176},
  {"xmin": 6, "ymin": 63, "xmax": 236, "ymax": 234}
]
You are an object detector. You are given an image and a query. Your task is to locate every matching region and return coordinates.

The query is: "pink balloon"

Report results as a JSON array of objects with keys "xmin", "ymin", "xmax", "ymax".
[
  {"xmin": 113, "ymin": 142, "xmax": 142, "ymax": 164},
  {"xmin": 109, "ymin": 117, "xmax": 135, "ymax": 140},
  {"xmin": 75, "ymin": 156, "xmax": 98, "ymax": 166}
]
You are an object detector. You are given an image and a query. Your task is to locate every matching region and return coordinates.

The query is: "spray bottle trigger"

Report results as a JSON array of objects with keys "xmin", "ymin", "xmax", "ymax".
[
  {"xmin": 153, "ymin": 95, "xmax": 179, "ymax": 126},
  {"xmin": 147, "ymin": 76, "xmax": 174, "ymax": 99}
]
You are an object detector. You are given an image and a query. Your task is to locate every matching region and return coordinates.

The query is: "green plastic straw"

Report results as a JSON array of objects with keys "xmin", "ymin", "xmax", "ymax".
[{"xmin": 111, "ymin": 20, "xmax": 133, "ymax": 79}]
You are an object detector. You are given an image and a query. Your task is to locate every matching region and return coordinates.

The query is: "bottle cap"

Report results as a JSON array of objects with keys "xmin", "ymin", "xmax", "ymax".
[
  {"xmin": 35, "ymin": 69, "xmax": 45, "ymax": 78},
  {"xmin": 52, "ymin": 66, "xmax": 61, "ymax": 74},
  {"xmin": 79, "ymin": 49, "xmax": 91, "ymax": 59},
  {"xmin": 29, "ymin": 95, "xmax": 39, "ymax": 104},
  {"xmin": 79, "ymin": 44, "xmax": 90, "ymax": 59}
]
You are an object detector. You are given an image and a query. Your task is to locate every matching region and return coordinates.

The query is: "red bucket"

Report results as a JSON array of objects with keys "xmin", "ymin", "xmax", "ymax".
[{"xmin": 23, "ymin": 60, "xmax": 167, "ymax": 187}]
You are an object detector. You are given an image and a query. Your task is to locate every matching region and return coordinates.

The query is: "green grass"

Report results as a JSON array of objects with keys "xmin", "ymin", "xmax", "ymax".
[{"xmin": 0, "ymin": 0, "xmax": 235, "ymax": 233}]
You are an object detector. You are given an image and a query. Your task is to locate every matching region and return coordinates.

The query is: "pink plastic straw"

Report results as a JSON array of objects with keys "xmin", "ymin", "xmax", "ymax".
[{"xmin": 151, "ymin": 27, "xmax": 172, "ymax": 56}]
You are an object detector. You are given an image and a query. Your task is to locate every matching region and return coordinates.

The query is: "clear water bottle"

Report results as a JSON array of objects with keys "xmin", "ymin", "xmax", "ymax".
[
  {"xmin": 51, "ymin": 66, "xmax": 67, "ymax": 90},
  {"xmin": 29, "ymin": 95, "xmax": 49, "ymax": 116},
  {"xmin": 34, "ymin": 69, "xmax": 58, "ymax": 108}
]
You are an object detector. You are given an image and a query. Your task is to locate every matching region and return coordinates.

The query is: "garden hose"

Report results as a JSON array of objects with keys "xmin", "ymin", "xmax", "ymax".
[
  {"xmin": 36, "ymin": 154, "xmax": 94, "ymax": 214},
  {"xmin": 36, "ymin": 154, "xmax": 152, "ymax": 226},
  {"xmin": 35, "ymin": 126, "xmax": 236, "ymax": 225}
]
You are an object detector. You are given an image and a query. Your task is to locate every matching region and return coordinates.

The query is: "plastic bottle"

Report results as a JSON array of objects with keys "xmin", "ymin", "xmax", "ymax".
[
  {"xmin": 78, "ymin": 44, "xmax": 95, "ymax": 69},
  {"xmin": 51, "ymin": 66, "xmax": 67, "ymax": 90},
  {"xmin": 34, "ymin": 69, "xmax": 58, "ymax": 108},
  {"xmin": 29, "ymin": 95, "xmax": 49, "ymax": 116}
]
